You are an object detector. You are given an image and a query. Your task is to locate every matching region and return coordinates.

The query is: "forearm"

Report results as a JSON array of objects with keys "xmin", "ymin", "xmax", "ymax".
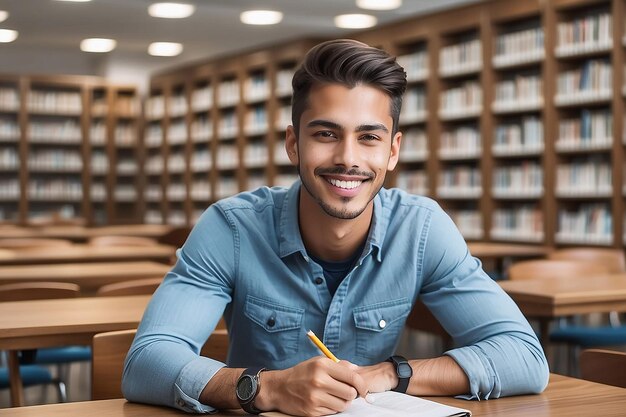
[
  {"xmin": 199, "ymin": 367, "xmax": 243, "ymax": 409},
  {"xmin": 407, "ymin": 356, "xmax": 469, "ymax": 396}
]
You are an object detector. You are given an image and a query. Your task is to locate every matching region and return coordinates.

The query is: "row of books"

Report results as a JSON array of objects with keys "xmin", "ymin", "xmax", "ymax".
[
  {"xmin": 557, "ymin": 109, "xmax": 612, "ymax": 147},
  {"xmin": 191, "ymin": 150, "xmax": 212, "ymax": 172},
  {"xmin": 491, "ymin": 206, "xmax": 543, "ymax": 241},
  {"xmin": 556, "ymin": 12, "xmax": 612, "ymax": 49},
  {"xmin": 244, "ymin": 75, "xmax": 270, "ymax": 103},
  {"xmin": 493, "ymin": 27, "xmax": 544, "ymax": 64},
  {"xmin": 556, "ymin": 203, "xmax": 612, "ymax": 244},
  {"xmin": 439, "ymin": 38, "xmax": 482, "ymax": 76},
  {"xmin": 493, "ymin": 162, "xmax": 543, "ymax": 194},
  {"xmin": 0, "ymin": 179, "xmax": 20, "ymax": 199},
  {"xmin": 493, "ymin": 116, "xmax": 544, "ymax": 154},
  {"xmin": 0, "ymin": 118, "xmax": 19, "ymax": 140},
  {"xmin": 399, "ymin": 128, "xmax": 428, "ymax": 161},
  {"xmin": 440, "ymin": 126, "xmax": 481, "ymax": 158},
  {"xmin": 30, "ymin": 120, "xmax": 82, "ymax": 143},
  {"xmin": 493, "ymin": 74, "xmax": 542, "ymax": 109},
  {"xmin": 556, "ymin": 59, "xmax": 612, "ymax": 98},
  {"xmin": 27, "ymin": 91, "xmax": 82, "ymax": 114},
  {"xmin": 28, "ymin": 150, "xmax": 83, "ymax": 170},
  {"xmin": 0, "ymin": 88, "xmax": 19, "ymax": 110},
  {"xmin": 0, "ymin": 148, "xmax": 18, "ymax": 169},
  {"xmin": 439, "ymin": 81, "xmax": 482, "ymax": 114},
  {"xmin": 438, "ymin": 166, "xmax": 482, "ymax": 192},
  {"xmin": 28, "ymin": 179, "xmax": 83, "ymax": 199},
  {"xmin": 556, "ymin": 160, "xmax": 612, "ymax": 195}
]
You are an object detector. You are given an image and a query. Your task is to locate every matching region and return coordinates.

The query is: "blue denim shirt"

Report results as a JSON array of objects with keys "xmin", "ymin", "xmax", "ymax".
[{"xmin": 122, "ymin": 182, "xmax": 549, "ymax": 413}]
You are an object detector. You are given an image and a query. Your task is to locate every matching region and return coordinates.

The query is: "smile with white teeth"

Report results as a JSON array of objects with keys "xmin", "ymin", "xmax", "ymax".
[{"xmin": 327, "ymin": 178, "xmax": 363, "ymax": 189}]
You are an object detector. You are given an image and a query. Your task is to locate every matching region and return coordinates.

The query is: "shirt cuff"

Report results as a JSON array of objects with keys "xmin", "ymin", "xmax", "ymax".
[
  {"xmin": 445, "ymin": 345, "xmax": 501, "ymax": 400},
  {"xmin": 173, "ymin": 356, "xmax": 226, "ymax": 413}
]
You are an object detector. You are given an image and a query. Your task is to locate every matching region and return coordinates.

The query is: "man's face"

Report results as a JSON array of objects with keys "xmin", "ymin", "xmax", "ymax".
[{"xmin": 285, "ymin": 83, "xmax": 401, "ymax": 220}]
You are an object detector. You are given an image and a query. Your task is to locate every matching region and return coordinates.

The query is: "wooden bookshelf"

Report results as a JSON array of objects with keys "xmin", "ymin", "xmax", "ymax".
[
  {"xmin": 144, "ymin": 0, "xmax": 626, "ymax": 249},
  {"xmin": 0, "ymin": 74, "xmax": 142, "ymax": 226}
]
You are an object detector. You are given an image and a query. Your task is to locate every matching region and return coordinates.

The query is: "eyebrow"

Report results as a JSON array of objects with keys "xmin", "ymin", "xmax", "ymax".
[{"xmin": 306, "ymin": 119, "xmax": 389, "ymax": 134}]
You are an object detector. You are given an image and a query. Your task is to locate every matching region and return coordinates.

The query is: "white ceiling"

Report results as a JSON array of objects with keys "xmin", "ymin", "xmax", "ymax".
[{"xmin": 0, "ymin": 0, "xmax": 480, "ymax": 83}]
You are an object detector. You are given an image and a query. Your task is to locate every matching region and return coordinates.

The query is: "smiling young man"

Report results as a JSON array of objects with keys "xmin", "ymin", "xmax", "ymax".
[{"xmin": 122, "ymin": 39, "xmax": 549, "ymax": 416}]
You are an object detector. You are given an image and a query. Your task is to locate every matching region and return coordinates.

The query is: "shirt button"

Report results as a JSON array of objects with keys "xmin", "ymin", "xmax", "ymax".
[
  {"xmin": 177, "ymin": 399, "xmax": 185, "ymax": 407},
  {"xmin": 379, "ymin": 319, "xmax": 387, "ymax": 329},
  {"xmin": 314, "ymin": 277, "xmax": 324, "ymax": 285},
  {"xmin": 267, "ymin": 317, "xmax": 276, "ymax": 327}
]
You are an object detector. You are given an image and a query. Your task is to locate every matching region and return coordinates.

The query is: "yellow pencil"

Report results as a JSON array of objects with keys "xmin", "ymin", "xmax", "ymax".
[{"xmin": 307, "ymin": 330, "xmax": 340, "ymax": 363}]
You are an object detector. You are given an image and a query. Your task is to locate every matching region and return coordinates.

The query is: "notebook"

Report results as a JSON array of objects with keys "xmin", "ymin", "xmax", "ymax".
[{"xmin": 262, "ymin": 390, "xmax": 471, "ymax": 417}]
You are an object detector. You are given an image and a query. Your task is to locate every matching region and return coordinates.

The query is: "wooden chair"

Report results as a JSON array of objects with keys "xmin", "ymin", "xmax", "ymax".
[
  {"xmin": 548, "ymin": 248, "xmax": 626, "ymax": 274},
  {"xmin": 0, "ymin": 238, "xmax": 73, "ymax": 250},
  {"xmin": 88, "ymin": 236, "xmax": 158, "ymax": 247},
  {"xmin": 580, "ymin": 349, "xmax": 626, "ymax": 388},
  {"xmin": 0, "ymin": 282, "xmax": 82, "ymax": 403},
  {"xmin": 157, "ymin": 226, "xmax": 191, "ymax": 248},
  {"xmin": 92, "ymin": 328, "xmax": 229, "ymax": 400},
  {"xmin": 548, "ymin": 248, "xmax": 626, "ymax": 326},
  {"xmin": 508, "ymin": 259, "xmax": 611, "ymax": 281},
  {"xmin": 96, "ymin": 277, "xmax": 163, "ymax": 297}
]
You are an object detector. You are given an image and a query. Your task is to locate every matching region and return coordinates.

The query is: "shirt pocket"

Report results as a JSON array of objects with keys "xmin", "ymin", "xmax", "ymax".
[
  {"xmin": 353, "ymin": 298, "xmax": 412, "ymax": 360},
  {"xmin": 244, "ymin": 295, "xmax": 305, "ymax": 361}
]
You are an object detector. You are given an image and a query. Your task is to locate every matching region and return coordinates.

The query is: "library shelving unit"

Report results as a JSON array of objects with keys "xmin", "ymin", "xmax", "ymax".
[
  {"xmin": 552, "ymin": 1, "xmax": 617, "ymax": 245},
  {"xmin": 0, "ymin": 76, "xmax": 21, "ymax": 223},
  {"xmin": 147, "ymin": 0, "xmax": 626, "ymax": 249},
  {"xmin": 143, "ymin": 85, "xmax": 166, "ymax": 225},
  {"xmin": 146, "ymin": 40, "xmax": 315, "ymax": 226},
  {"xmin": 0, "ymin": 74, "xmax": 142, "ymax": 226},
  {"xmin": 490, "ymin": 14, "xmax": 546, "ymax": 243}
]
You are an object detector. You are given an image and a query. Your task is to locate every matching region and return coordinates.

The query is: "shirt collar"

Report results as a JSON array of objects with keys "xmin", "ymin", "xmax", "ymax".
[{"xmin": 278, "ymin": 180, "xmax": 387, "ymax": 263}]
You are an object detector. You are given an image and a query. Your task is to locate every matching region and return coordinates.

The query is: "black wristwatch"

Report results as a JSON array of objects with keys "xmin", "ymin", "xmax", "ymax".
[
  {"xmin": 386, "ymin": 355, "xmax": 412, "ymax": 393},
  {"xmin": 235, "ymin": 367, "xmax": 267, "ymax": 414}
]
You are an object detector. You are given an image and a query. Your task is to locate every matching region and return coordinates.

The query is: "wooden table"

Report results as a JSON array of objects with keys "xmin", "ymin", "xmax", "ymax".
[
  {"xmin": 0, "ymin": 295, "xmax": 151, "ymax": 407},
  {"xmin": 0, "ymin": 261, "xmax": 171, "ymax": 294},
  {"xmin": 0, "ymin": 244, "xmax": 176, "ymax": 266},
  {"xmin": 0, "ymin": 224, "xmax": 174, "ymax": 242},
  {"xmin": 499, "ymin": 274, "xmax": 626, "ymax": 348},
  {"xmin": 0, "ymin": 374, "xmax": 624, "ymax": 416}
]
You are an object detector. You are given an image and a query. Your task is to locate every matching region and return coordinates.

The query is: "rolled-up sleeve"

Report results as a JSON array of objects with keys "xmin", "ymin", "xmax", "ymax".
[
  {"xmin": 122, "ymin": 205, "xmax": 237, "ymax": 412},
  {"xmin": 420, "ymin": 206, "xmax": 549, "ymax": 399}
]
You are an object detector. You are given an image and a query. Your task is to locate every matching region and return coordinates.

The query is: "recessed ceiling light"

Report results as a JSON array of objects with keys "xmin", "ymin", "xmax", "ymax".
[
  {"xmin": 0, "ymin": 10, "xmax": 8, "ymax": 23},
  {"xmin": 80, "ymin": 38, "xmax": 116, "ymax": 53},
  {"xmin": 240, "ymin": 10, "xmax": 283, "ymax": 25},
  {"xmin": 148, "ymin": 42, "xmax": 183, "ymax": 57},
  {"xmin": 148, "ymin": 2, "xmax": 195, "ymax": 19},
  {"xmin": 356, "ymin": 0, "xmax": 402, "ymax": 10},
  {"xmin": 0, "ymin": 29, "xmax": 18, "ymax": 43},
  {"xmin": 54, "ymin": 0, "xmax": 92, "ymax": 2},
  {"xmin": 334, "ymin": 14, "xmax": 377, "ymax": 29}
]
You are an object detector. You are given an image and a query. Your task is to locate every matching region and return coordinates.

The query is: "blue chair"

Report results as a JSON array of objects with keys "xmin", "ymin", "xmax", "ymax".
[
  {"xmin": 0, "ymin": 282, "xmax": 90, "ymax": 395},
  {"xmin": 0, "ymin": 361, "xmax": 67, "ymax": 403}
]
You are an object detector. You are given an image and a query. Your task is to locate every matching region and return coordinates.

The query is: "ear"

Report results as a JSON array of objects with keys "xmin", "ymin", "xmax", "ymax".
[
  {"xmin": 285, "ymin": 125, "xmax": 299, "ymax": 166},
  {"xmin": 387, "ymin": 131, "xmax": 402, "ymax": 171}
]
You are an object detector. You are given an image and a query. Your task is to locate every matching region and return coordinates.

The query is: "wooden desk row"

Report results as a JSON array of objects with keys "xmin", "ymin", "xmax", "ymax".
[
  {"xmin": 0, "ymin": 224, "xmax": 174, "ymax": 242},
  {"xmin": 0, "ymin": 374, "xmax": 624, "ymax": 416},
  {"xmin": 0, "ymin": 262, "xmax": 171, "ymax": 294},
  {"xmin": 0, "ymin": 244, "xmax": 176, "ymax": 266}
]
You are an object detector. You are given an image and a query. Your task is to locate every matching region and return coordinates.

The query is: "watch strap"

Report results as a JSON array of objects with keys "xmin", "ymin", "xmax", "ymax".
[
  {"xmin": 236, "ymin": 367, "xmax": 267, "ymax": 414},
  {"xmin": 386, "ymin": 355, "xmax": 412, "ymax": 393}
]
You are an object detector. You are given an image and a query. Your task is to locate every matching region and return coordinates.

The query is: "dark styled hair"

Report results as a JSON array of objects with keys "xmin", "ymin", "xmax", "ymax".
[{"xmin": 291, "ymin": 39, "xmax": 407, "ymax": 137}]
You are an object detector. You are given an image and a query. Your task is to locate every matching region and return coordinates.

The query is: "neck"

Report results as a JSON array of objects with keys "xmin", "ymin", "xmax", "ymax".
[{"xmin": 298, "ymin": 190, "xmax": 373, "ymax": 261}]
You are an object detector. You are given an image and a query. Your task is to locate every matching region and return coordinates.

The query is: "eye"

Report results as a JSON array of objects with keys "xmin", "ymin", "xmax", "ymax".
[
  {"xmin": 360, "ymin": 133, "xmax": 380, "ymax": 142},
  {"xmin": 313, "ymin": 130, "xmax": 337, "ymax": 140}
]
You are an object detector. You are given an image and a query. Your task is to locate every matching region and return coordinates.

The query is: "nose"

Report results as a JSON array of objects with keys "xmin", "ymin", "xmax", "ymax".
[{"xmin": 332, "ymin": 137, "xmax": 359, "ymax": 168}]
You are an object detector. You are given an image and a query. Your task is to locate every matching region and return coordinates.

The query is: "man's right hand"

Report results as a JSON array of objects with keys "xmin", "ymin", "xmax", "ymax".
[{"xmin": 255, "ymin": 356, "xmax": 369, "ymax": 417}]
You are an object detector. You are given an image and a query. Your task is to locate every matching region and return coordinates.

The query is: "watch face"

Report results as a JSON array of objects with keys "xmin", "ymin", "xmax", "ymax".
[
  {"xmin": 236, "ymin": 375, "xmax": 256, "ymax": 402},
  {"xmin": 397, "ymin": 362, "xmax": 413, "ymax": 378}
]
